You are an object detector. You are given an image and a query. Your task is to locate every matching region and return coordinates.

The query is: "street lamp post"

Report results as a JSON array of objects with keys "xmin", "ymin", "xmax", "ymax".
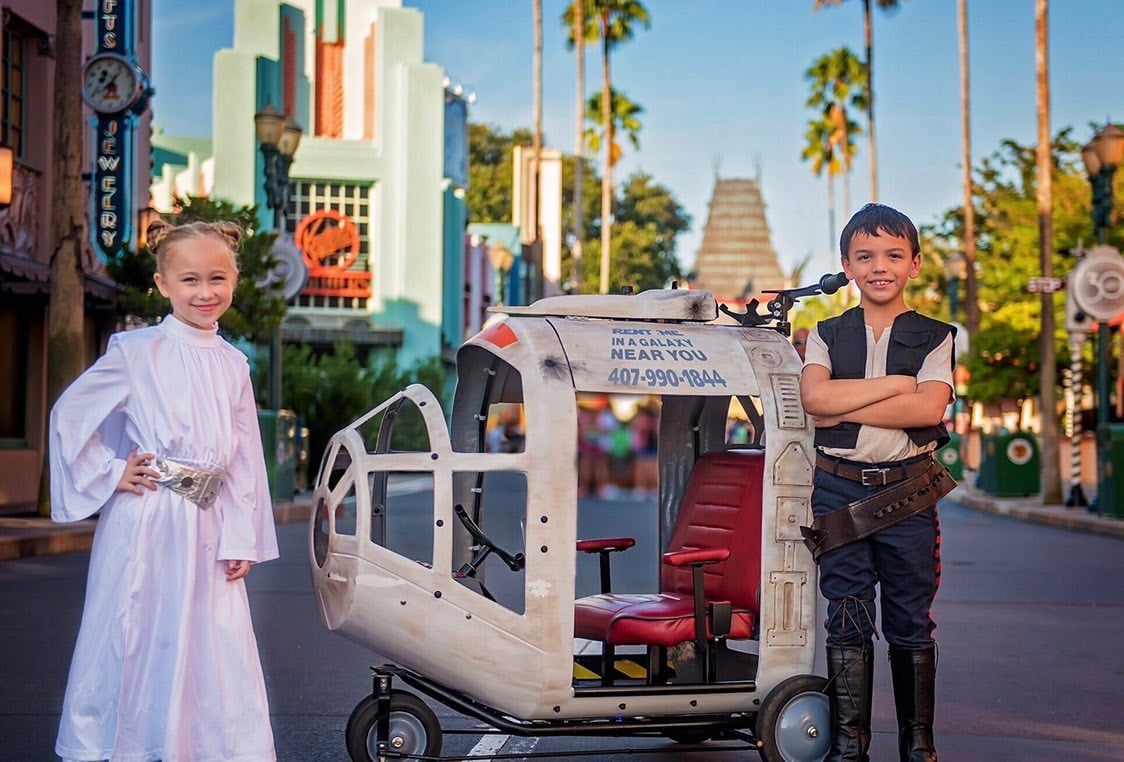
[
  {"xmin": 1080, "ymin": 124, "xmax": 1124, "ymax": 429},
  {"xmin": 944, "ymin": 251, "xmax": 965, "ymax": 323},
  {"xmin": 254, "ymin": 103, "xmax": 303, "ymax": 411},
  {"xmin": 944, "ymin": 251, "xmax": 967, "ymax": 432},
  {"xmin": 488, "ymin": 243, "xmax": 515, "ymax": 306}
]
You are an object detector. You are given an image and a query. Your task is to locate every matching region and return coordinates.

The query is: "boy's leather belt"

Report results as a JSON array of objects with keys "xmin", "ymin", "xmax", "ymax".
[
  {"xmin": 153, "ymin": 458, "xmax": 225, "ymax": 509},
  {"xmin": 801, "ymin": 460, "xmax": 956, "ymax": 561},
  {"xmin": 816, "ymin": 452, "xmax": 933, "ymax": 486}
]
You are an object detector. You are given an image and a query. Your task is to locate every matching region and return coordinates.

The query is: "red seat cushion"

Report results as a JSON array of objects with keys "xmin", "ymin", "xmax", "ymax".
[
  {"xmin": 573, "ymin": 592, "xmax": 755, "ymax": 646},
  {"xmin": 574, "ymin": 450, "xmax": 765, "ymax": 647}
]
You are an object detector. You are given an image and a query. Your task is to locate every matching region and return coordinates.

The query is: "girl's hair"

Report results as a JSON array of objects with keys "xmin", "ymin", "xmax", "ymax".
[{"xmin": 147, "ymin": 218, "xmax": 244, "ymax": 273}]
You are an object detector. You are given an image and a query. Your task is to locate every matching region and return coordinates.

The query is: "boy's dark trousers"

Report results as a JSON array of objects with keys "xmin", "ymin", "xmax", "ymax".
[{"xmin": 812, "ymin": 467, "xmax": 941, "ymax": 762}]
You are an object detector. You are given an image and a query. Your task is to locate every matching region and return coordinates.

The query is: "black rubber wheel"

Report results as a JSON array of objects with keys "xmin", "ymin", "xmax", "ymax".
[
  {"xmin": 755, "ymin": 674, "xmax": 830, "ymax": 762},
  {"xmin": 661, "ymin": 727, "xmax": 713, "ymax": 745},
  {"xmin": 345, "ymin": 689, "xmax": 442, "ymax": 761}
]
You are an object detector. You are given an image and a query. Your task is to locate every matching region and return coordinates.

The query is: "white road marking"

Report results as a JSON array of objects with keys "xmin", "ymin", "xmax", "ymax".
[{"xmin": 467, "ymin": 733, "xmax": 510, "ymax": 759}]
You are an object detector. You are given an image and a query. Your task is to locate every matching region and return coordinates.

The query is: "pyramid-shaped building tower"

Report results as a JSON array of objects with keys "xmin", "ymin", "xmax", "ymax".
[{"xmin": 692, "ymin": 178, "xmax": 787, "ymax": 300}]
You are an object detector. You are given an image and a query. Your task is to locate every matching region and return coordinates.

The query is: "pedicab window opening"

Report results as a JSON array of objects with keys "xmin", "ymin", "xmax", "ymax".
[
  {"xmin": 452, "ymin": 470, "xmax": 528, "ymax": 614},
  {"xmin": 446, "ymin": 348, "xmax": 530, "ymax": 613},
  {"xmin": 354, "ymin": 399, "xmax": 435, "ymax": 566}
]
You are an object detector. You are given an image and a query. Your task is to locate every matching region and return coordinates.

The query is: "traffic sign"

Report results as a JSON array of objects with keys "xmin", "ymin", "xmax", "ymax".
[
  {"xmin": 1070, "ymin": 245, "xmax": 1124, "ymax": 321},
  {"xmin": 1027, "ymin": 276, "xmax": 1065, "ymax": 293}
]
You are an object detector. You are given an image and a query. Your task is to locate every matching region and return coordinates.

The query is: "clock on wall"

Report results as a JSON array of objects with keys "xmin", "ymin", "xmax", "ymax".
[{"xmin": 81, "ymin": 52, "xmax": 142, "ymax": 115}]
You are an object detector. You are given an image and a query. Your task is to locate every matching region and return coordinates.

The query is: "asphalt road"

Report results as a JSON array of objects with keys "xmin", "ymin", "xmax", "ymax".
[{"xmin": 2, "ymin": 494, "xmax": 1124, "ymax": 761}]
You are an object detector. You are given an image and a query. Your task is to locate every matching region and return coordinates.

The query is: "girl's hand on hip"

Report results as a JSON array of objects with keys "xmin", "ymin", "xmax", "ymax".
[{"xmin": 116, "ymin": 450, "xmax": 160, "ymax": 495}]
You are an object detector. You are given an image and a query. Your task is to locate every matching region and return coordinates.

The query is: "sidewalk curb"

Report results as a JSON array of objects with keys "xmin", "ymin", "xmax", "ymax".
[
  {"xmin": 0, "ymin": 495, "xmax": 316, "ymax": 562},
  {"xmin": 951, "ymin": 484, "xmax": 1124, "ymax": 541}
]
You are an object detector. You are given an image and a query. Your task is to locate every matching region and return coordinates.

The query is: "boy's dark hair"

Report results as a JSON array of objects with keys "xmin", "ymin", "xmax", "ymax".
[{"xmin": 839, "ymin": 203, "xmax": 920, "ymax": 258}]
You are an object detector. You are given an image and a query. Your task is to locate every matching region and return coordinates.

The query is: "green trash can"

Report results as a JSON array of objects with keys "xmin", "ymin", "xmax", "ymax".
[
  {"xmin": 981, "ymin": 430, "xmax": 1040, "ymax": 497},
  {"xmin": 936, "ymin": 432, "xmax": 964, "ymax": 482},
  {"xmin": 975, "ymin": 432, "xmax": 997, "ymax": 494},
  {"xmin": 1096, "ymin": 424, "xmax": 1124, "ymax": 517},
  {"xmin": 258, "ymin": 409, "xmax": 297, "ymax": 502}
]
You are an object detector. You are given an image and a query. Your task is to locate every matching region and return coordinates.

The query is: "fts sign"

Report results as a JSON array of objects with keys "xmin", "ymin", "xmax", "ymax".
[{"xmin": 83, "ymin": 0, "xmax": 150, "ymax": 257}]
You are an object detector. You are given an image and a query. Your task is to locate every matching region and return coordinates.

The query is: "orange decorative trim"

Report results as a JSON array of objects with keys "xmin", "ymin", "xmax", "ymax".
[
  {"xmin": 364, "ymin": 23, "xmax": 377, "ymax": 141},
  {"xmin": 480, "ymin": 322, "xmax": 518, "ymax": 349},
  {"xmin": 315, "ymin": 40, "xmax": 344, "ymax": 138}
]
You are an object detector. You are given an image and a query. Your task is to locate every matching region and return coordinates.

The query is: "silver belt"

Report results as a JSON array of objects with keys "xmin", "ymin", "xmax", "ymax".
[{"xmin": 153, "ymin": 458, "xmax": 225, "ymax": 509}]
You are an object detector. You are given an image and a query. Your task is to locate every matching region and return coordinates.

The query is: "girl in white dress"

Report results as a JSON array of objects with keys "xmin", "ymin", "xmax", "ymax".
[{"xmin": 50, "ymin": 218, "xmax": 279, "ymax": 761}]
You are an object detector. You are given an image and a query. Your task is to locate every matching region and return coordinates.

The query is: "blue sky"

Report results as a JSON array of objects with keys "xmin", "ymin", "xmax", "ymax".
[{"xmin": 151, "ymin": 1, "xmax": 1124, "ymax": 279}]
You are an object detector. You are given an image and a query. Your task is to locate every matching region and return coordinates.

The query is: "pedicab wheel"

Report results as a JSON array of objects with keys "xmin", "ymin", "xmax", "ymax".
[
  {"xmin": 346, "ymin": 689, "xmax": 443, "ymax": 761},
  {"xmin": 754, "ymin": 674, "xmax": 830, "ymax": 762}
]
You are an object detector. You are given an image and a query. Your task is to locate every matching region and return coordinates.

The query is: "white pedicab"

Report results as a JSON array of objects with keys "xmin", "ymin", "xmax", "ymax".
[{"xmin": 310, "ymin": 277, "xmax": 848, "ymax": 761}]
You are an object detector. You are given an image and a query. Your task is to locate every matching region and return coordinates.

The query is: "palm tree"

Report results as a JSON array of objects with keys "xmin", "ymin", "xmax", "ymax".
[
  {"xmin": 40, "ymin": 0, "xmax": 88, "ymax": 515},
  {"xmin": 814, "ymin": 0, "xmax": 903, "ymax": 202},
  {"xmin": 563, "ymin": 1, "xmax": 591, "ymax": 292},
  {"xmin": 1035, "ymin": 0, "xmax": 1060, "ymax": 503},
  {"xmin": 805, "ymin": 47, "xmax": 866, "ymax": 221},
  {"xmin": 802, "ymin": 116, "xmax": 843, "ymax": 274},
  {"xmin": 584, "ymin": 88, "xmax": 643, "ymax": 165},
  {"xmin": 589, "ymin": 0, "xmax": 650, "ymax": 294},
  {"xmin": 958, "ymin": 0, "xmax": 979, "ymax": 334}
]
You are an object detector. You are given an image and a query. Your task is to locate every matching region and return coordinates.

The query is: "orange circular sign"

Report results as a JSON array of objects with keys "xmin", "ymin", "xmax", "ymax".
[{"xmin": 295, "ymin": 210, "xmax": 360, "ymax": 270}]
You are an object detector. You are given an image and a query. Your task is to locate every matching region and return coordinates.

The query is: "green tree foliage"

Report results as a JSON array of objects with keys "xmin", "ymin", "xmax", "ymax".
[
  {"xmin": 925, "ymin": 128, "xmax": 1102, "ymax": 405},
  {"xmin": 282, "ymin": 341, "xmax": 448, "ymax": 472},
  {"xmin": 466, "ymin": 122, "xmax": 689, "ymax": 295},
  {"xmin": 466, "ymin": 123, "xmax": 533, "ymax": 223},
  {"xmin": 574, "ymin": 172, "xmax": 689, "ymax": 292},
  {"xmin": 104, "ymin": 196, "xmax": 286, "ymax": 343}
]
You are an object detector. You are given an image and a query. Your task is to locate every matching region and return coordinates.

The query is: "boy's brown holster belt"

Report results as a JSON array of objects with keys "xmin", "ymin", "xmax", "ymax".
[{"xmin": 800, "ymin": 459, "xmax": 957, "ymax": 561}]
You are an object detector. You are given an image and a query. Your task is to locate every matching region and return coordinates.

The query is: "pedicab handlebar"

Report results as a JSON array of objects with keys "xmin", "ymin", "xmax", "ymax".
[
  {"xmin": 453, "ymin": 504, "xmax": 526, "ymax": 577},
  {"xmin": 718, "ymin": 271, "xmax": 849, "ymax": 337}
]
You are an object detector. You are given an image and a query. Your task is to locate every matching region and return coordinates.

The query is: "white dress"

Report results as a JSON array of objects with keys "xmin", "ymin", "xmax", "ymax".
[{"xmin": 50, "ymin": 316, "xmax": 279, "ymax": 762}]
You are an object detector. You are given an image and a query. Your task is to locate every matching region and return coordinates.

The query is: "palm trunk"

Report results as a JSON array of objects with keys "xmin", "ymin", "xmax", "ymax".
[
  {"xmin": 959, "ymin": 0, "xmax": 980, "ymax": 334},
  {"xmin": 1035, "ymin": 0, "xmax": 1060, "ymax": 504},
  {"xmin": 863, "ymin": 0, "xmax": 878, "ymax": 202},
  {"xmin": 531, "ymin": 0, "xmax": 543, "ymax": 299},
  {"xmin": 827, "ymin": 174, "xmax": 838, "ymax": 276},
  {"xmin": 598, "ymin": 12, "xmax": 612, "ymax": 295},
  {"xmin": 39, "ymin": 0, "xmax": 89, "ymax": 516},
  {"xmin": 572, "ymin": 0, "xmax": 585, "ymax": 292}
]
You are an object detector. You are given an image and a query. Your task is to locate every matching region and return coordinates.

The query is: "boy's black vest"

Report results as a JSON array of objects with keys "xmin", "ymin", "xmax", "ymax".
[{"xmin": 815, "ymin": 307, "xmax": 955, "ymax": 451}]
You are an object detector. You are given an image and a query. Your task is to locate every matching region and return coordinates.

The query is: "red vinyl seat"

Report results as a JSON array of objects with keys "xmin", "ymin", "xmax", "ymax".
[{"xmin": 574, "ymin": 449, "xmax": 765, "ymax": 649}]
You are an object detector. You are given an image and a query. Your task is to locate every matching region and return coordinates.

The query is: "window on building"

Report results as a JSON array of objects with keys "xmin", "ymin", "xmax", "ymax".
[
  {"xmin": 0, "ymin": 305, "xmax": 29, "ymax": 443},
  {"xmin": 290, "ymin": 180, "xmax": 373, "ymax": 311},
  {"xmin": 2, "ymin": 22, "xmax": 27, "ymax": 159}
]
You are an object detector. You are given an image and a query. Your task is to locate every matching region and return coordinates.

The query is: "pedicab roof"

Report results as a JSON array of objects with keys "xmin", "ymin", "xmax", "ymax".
[{"xmin": 492, "ymin": 288, "xmax": 717, "ymax": 322}]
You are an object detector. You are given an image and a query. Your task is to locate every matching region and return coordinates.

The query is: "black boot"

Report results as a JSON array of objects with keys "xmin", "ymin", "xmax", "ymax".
[
  {"xmin": 825, "ymin": 645, "xmax": 873, "ymax": 762},
  {"xmin": 889, "ymin": 646, "xmax": 938, "ymax": 762}
]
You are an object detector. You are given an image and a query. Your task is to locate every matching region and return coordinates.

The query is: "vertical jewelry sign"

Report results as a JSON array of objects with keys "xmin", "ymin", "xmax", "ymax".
[{"xmin": 91, "ymin": 0, "xmax": 134, "ymax": 258}]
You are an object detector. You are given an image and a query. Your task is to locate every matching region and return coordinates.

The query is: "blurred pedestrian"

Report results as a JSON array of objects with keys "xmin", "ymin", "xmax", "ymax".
[
  {"xmin": 792, "ymin": 326, "xmax": 810, "ymax": 361},
  {"xmin": 49, "ymin": 218, "xmax": 278, "ymax": 762}
]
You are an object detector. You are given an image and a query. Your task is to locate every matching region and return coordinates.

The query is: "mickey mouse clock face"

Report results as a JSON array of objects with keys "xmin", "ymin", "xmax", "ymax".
[{"xmin": 82, "ymin": 53, "xmax": 141, "ymax": 114}]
